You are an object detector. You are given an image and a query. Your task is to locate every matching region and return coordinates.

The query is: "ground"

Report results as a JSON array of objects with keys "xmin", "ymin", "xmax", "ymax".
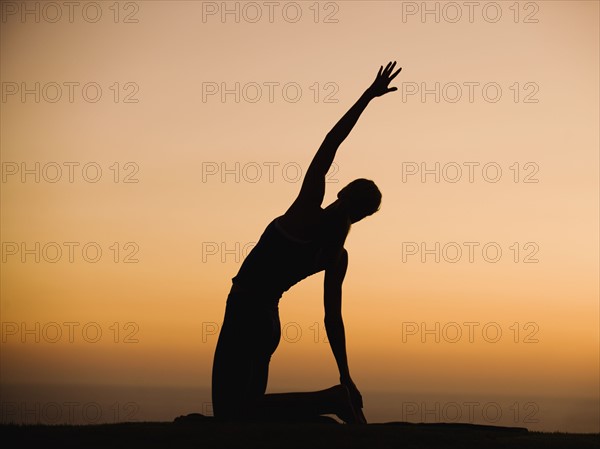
[{"xmin": 2, "ymin": 417, "xmax": 599, "ymax": 449}]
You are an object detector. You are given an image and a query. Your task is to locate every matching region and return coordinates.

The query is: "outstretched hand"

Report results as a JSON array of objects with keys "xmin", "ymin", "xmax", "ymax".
[{"xmin": 366, "ymin": 61, "xmax": 402, "ymax": 98}]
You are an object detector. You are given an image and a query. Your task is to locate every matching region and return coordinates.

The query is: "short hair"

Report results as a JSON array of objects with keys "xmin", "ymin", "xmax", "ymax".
[{"xmin": 337, "ymin": 178, "xmax": 382, "ymax": 220}]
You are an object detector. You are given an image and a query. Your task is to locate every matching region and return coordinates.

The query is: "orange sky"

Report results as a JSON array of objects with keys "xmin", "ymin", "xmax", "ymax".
[{"xmin": 1, "ymin": 0, "xmax": 598, "ymax": 432}]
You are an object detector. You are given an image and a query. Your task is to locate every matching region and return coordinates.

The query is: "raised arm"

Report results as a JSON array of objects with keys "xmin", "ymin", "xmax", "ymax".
[{"xmin": 289, "ymin": 62, "xmax": 402, "ymax": 213}]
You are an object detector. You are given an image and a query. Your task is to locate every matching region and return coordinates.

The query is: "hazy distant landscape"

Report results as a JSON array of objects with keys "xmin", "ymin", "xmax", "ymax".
[{"xmin": 1, "ymin": 384, "xmax": 598, "ymax": 434}]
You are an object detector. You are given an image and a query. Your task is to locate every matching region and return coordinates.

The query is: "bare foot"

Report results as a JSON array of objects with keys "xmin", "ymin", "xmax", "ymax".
[{"xmin": 329, "ymin": 384, "xmax": 366, "ymax": 425}]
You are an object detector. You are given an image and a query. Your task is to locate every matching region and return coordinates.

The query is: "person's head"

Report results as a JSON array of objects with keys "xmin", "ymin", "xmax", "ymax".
[{"xmin": 336, "ymin": 178, "xmax": 382, "ymax": 223}]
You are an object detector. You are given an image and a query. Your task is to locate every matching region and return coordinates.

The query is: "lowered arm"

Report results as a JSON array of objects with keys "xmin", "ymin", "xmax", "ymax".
[{"xmin": 324, "ymin": 248, "xmax": 367, "ymax": 422}]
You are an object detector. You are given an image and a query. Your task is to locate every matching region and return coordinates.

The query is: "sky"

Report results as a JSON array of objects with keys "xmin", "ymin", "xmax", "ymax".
[{"xmin": 1, "ymin": 0, "xmax": 598, "ymax": 432}]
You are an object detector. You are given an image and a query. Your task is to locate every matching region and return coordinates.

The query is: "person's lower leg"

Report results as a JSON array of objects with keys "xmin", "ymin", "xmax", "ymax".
[{"xmin": 255, "ymin": 384, "xmax": 359, "ymax": 423}]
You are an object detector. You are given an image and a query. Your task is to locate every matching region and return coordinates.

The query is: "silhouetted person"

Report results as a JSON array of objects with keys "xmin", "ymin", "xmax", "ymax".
[{"xmin": 212, "ymin": 62, "xmax": 402, "ymax": 424}]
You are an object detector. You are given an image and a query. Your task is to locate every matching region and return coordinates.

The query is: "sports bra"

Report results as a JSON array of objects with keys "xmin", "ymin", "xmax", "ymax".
[{"xmin": 231, "ymin": 215, "xmax": 333, "ymax": 302}]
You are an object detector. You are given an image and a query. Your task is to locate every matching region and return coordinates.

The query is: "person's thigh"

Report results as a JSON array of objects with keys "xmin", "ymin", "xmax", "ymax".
[
  {"xmin": 245, "ymin": 306, "xmax": 281, "ymax": 401},
  {"xmin": 211, "ymin": 294, "xmax": 281, "ymax": 418}
]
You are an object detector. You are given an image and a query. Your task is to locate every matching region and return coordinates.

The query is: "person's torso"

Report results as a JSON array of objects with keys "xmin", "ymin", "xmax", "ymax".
[{"xmin": 231, "ymin": 214, "xmax": 342, "ymax": 301}]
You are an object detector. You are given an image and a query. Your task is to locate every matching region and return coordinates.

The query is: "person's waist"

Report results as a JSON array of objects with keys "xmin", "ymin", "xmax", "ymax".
[
  {"xmin": 229, "ymin": 283, "xmax": 246, "ymax": 294},
  {"xmin": 227, "ymin": 283, "xmax": 280, "ymax": 311},
  {"xmin": 230, "ymin": 281, "xmax": 282, "ymax": 298}
]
